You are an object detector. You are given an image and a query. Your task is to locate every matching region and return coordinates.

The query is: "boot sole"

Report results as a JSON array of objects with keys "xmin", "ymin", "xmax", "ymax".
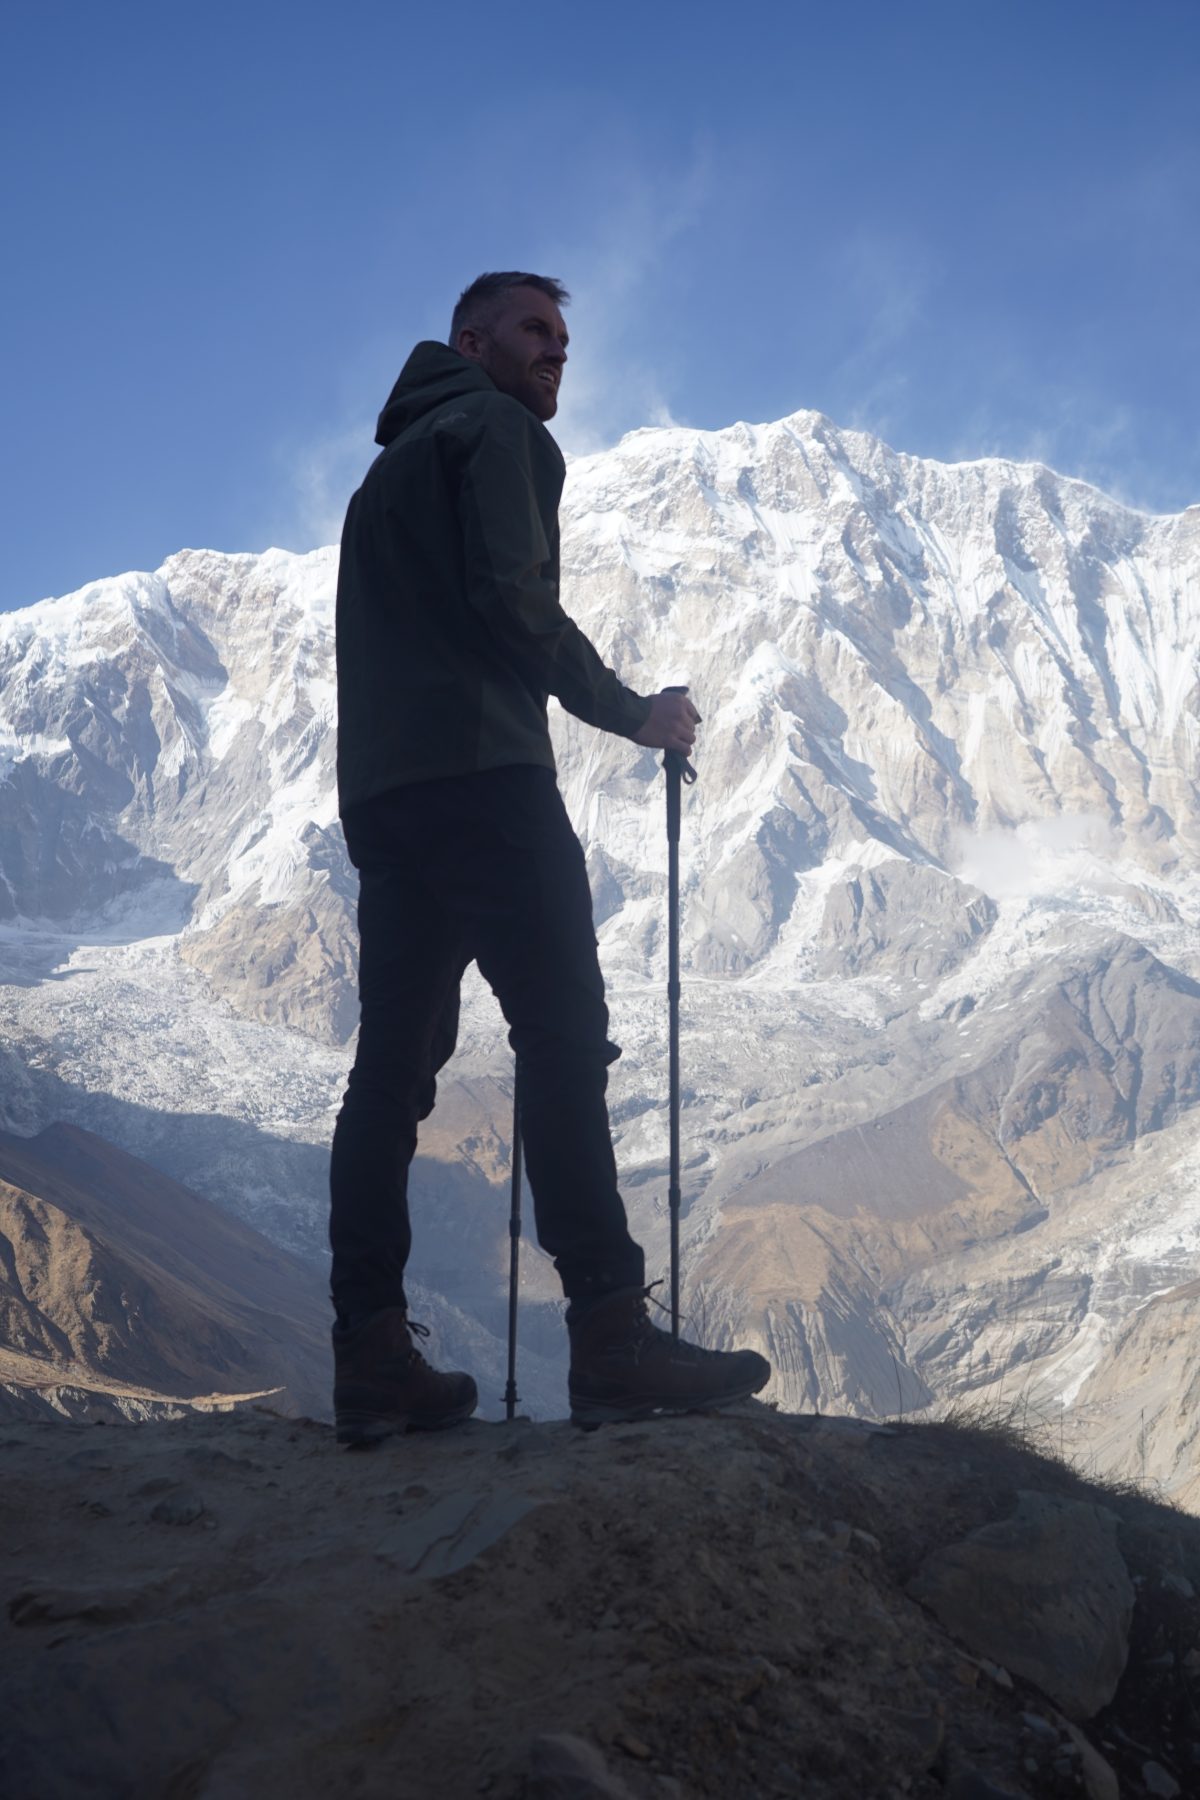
[
  {"xmin": 568, "ymin": 1377, "xmax": 767, "ymax": 1430},
  {"xmin": 336, "ymin": 1399, "xmax": 477, "ymax": 1449}
]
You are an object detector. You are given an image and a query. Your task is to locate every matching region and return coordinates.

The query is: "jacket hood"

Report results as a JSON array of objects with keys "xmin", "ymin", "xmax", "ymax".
[{"xmin": 375, "ymin": 342, "xmax": 497, "ymax": 446}]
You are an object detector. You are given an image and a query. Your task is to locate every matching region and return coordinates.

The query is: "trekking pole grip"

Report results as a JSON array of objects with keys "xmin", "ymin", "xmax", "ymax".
[{"xmin": 662, "ymin": 685, "xmax": 698, "ymax": 803}]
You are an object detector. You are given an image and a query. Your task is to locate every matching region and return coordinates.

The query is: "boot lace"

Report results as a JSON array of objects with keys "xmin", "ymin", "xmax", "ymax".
[
  {"xmin": 636, "ymin": 1282, "xmax": 726, "ymax": 1362},
  {"xmin": 403, "ymin": 1318, "xmax": 433, "ymax": 1367}
]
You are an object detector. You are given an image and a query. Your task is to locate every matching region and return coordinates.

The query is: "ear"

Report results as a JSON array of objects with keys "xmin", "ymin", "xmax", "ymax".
[{"xmin": 457, "ymin": 325, "xmax": 486, "ymax": 363}]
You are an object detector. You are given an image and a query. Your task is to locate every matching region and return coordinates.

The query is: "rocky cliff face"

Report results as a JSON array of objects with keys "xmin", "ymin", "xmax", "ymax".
[{"xmin": 1, "ymin": 411, "xmax": 1198, "ymax": 1485}]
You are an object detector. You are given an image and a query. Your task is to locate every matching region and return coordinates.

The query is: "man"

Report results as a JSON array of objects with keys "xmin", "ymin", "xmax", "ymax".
[{"xmin": 330, "ymin": 271, "xmax": 770, "ymax": 1446}]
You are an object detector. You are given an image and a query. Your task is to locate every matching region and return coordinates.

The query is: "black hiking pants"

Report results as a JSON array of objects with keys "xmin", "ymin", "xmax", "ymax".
[{"xmin": 329, "ymin": 765, "xmax": 646, "ymax": 1319}]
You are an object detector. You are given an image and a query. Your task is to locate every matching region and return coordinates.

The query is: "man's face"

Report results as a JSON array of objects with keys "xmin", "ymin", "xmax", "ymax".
[{"xmin": 456, "ymin": 285, "xmax": 569, "ymax": 421}]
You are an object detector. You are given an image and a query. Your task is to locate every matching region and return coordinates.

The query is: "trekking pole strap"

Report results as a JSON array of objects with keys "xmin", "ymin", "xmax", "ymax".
[
  {"xmin": 664, "ymin": 749, "xmax": 697, "ymax": 822},
  {"xmin": 663, "ymin": 685, "xmax": 698, "ymax": 808}
]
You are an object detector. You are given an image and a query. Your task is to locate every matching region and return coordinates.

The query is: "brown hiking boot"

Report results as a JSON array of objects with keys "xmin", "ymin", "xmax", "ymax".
[
  {"xmin": 332, "ymin": 1308, "xmax": 477, "ymax": 1447},
  {"xmin": 567, "ymin": 1285, "xmax": 771, "ymax": 1427}
]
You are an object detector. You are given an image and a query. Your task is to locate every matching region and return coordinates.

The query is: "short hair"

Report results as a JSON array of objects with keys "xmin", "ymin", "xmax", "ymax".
[{"xmin": 449, "ymin": 272, "xmax": 570, "ymax": 348}]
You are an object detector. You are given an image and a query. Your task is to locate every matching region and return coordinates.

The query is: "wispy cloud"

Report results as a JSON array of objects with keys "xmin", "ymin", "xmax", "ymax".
[
  {"xmin": 833, "ymin": 230, "xmax": 933, "ymax": 359},
  {"xmin": 821, "ymin": 230, "xmax": 938, "ymax": 444},
  {"xmin": 270, "ymin": 418, "xmax": 376, "ymax": 553},
  {"xmin": 542, "ymin": 149, "xmax": 714, "ymax": 457},
  {"xmin": 267, "ymin": 146, "xmax": 715, "ymax": 547},
  {"xmin": 951, "ymin": 813, "xmax": 1126, "ymax": 902},
  {"xmin": 945, "ymin": 383, "xmax": 1192, "ymax": 515}
]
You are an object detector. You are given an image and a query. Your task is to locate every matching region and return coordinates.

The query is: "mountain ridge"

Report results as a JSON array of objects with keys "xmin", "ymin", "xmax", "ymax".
[{"xmin": 1, "ymin": 406, "xmax": 1198, "ymax": 1487}]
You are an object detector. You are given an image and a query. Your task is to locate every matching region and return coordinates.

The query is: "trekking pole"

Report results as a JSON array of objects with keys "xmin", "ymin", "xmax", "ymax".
[
  {"xmin": 504, "ymin": 1069, "xmax": 522, "ymax": 1421},
  {"xmin": 663, "ymin": 686, "xmax": 698, "ymax": 1342}
]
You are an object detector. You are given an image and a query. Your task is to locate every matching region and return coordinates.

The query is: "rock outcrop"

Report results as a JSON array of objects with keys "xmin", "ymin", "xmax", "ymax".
[{"xmin": 2, "ymin": 1404, "xmax": 1197, "ymax": 1798}]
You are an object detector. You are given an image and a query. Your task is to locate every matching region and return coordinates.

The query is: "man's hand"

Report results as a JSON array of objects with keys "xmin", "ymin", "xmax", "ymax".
[{"xmin": 633, "ymin": 689, "xmax": 702, "ymax": 756}]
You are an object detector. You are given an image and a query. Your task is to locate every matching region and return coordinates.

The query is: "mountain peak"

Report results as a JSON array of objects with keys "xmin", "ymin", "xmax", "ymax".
[{"xmin": 1, "ymin": 409, "xmax": 1199, "ymax": 1500}]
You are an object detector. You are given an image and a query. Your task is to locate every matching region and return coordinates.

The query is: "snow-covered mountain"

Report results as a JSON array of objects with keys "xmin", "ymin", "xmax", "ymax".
[{"xmin": 2, "ymin": 409, "xmax": 1199, "ymax": 1481}]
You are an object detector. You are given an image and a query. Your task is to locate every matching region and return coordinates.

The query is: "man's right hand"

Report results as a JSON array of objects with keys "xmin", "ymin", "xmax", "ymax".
[{"xmin": 633, "ymin": 689, "xmax": 702, "ymax": 756}]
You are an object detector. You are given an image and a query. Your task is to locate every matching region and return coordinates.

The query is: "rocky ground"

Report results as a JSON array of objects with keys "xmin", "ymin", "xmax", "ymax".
[{"xmin": 3, "ymin": 1401, "xmax": 1197, "ymax": 1800}]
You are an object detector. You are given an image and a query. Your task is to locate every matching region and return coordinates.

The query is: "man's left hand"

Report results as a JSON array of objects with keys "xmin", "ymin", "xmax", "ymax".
[{"xmin": 633, "ymin": 689, "xmax": 702, "ymax": 756}]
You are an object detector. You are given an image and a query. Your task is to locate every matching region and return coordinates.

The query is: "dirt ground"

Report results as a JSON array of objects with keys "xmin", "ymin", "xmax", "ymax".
[{"xmin": 2, "ymin": 1401, "xmax": 1197, "ymax": 1799}]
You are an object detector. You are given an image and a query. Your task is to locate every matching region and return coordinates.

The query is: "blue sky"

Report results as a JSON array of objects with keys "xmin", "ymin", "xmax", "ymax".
[{"xmin": 2, "ymin": 0, "xmax": 1198, "ymax": 611}]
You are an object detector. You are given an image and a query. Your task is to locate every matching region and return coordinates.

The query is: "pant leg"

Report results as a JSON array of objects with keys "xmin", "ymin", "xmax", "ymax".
[
  {"xmin": 332, "ymin": 768, "xmax": 645, "ymax": 1313},
  {"xmin": 437, "ymin": 767, "xmax": 646, "ymax": 1299},
  {"xmin": 329, "ymin": 812, "xmax": 468, "ymax": 1319}
]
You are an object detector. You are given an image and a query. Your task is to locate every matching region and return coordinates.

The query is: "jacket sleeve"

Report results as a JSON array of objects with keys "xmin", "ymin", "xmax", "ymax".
[{"xmin": 454, "ymin": 407, "xmax": 652, "ymax": 739}]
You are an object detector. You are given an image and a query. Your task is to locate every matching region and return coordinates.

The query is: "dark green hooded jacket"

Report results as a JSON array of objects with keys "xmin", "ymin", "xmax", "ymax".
[{"xmin": 335, "ymin": 341, "xmax": 652, "ymax": 814}]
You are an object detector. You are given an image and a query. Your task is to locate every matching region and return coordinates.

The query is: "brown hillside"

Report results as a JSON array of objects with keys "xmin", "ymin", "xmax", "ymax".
[{"xmin": 0, "ymin": 1122, "xmax": 330, "ymax": 1419}]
